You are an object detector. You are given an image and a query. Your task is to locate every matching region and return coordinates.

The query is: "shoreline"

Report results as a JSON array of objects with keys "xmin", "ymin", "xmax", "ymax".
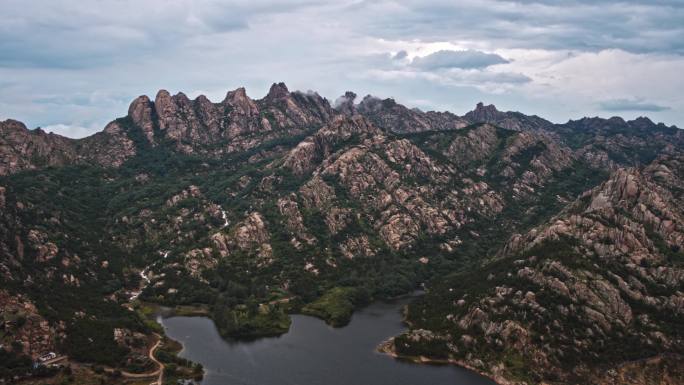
[
  {"xmin": 152, "ymin": 294, "xmax": 511, "ymax": 384},
  {"xmin": 133, "ymin": 302, "xmax": 206, "ymax": 383},
  {"xmin": 376, "ymin": 337, "xmax": 511, "ymax": 385},
  {"xmin": 377, "ymin": 337, "xmax": 684, "ymax": 385}
]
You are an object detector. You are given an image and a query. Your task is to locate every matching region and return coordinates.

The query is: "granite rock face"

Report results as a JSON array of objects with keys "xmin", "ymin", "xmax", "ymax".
[
  {"xmin": 126, "ymin": 83, "xmax": 336, "ymax": 156},
  {"xmin": 395, "ymin": 154, "xmax": 684, "ymax": 384},
  {"xmin": 0, "ymin": 120, "xmax": 77, "ymax": 175},
  {"xmin": 0, "ymin": 118, "xmax": 135, "ymax": 175},
  {"xmin": 0, "ymin": 290, "xmax": 63, "ymax": 359},
  {"xmin": 356, "ymin": 95, "xmax": 469, "ymax": 133}
]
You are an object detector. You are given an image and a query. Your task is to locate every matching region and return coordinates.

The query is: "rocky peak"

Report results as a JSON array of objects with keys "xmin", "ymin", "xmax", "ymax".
[
  {"xmin": 355, "ymin": 95, "xmax": 424, "ymax": 133},
  {"xmin": 0, "ymin": 119, "xmax": 78, "ymax": 175},
  {"xmin": 0, "ymin": 120, "xmax": 34, "ymax": 145},
  {"xmin": 174, "ymin": 91, "xmax": 192, "ymax": 104},
  {"xmin": 153, "ymin": 90, "xmax": 186, "ymax": 136},
  {"xmin": 265, "ymin": 82, "xmax": 290, "ymax": 100},
  {"xmin": 343, "ymin": 91, "xmax": 357, "ymax": 99},
  {"xmin": 154, "ymin": 89, "xmax": 172, "ymax": 108},
  {"xmin": 357, "ymin": 95, "xmax": 390, "ymax": 113},
  {"xmin": 465, "ymin": 102, "xmax": 553, "ymax": 132},
  {"xmin": 629, "ymin": 116, "xmax": 656, "ymax": 130},
  {"xmin": 291, "ymin": 90, "xmax": 335, "ymax": 119},
  {"xmin": 334, "ymin": 91, "xmax": 357, "ymax": 116},
  {"xmin": 115, "ymin": 84, "xmax": 340, "ymax": 155},
  {"xmin": 0, "ymin": 119, "xmax": 27, "ymax": 132},
  {"xmin": 194, "ymin": 94, "xmax": 214, "ymax": 113},
  {"xmin": 127, "ymin": 95, "xmax": 152, "ymax": 118},
  {"xmin": 227, "ymin": 86, "xmax": 248, "ymax": 100},
  {"xmin": 195, "ymin": 94, "xmax": 211, "ymax": 104},
  {"xmin": 127, "ymin": 95, "xmax": 156, "ymax": 143},
  {"xmin": 356, "ymin": 95, "xmax": 469, "ymax": 134},
  {"xmin": 256, "ymin": 84, "xmax": 335, "ymax": 131},
  {"xmin": 465, "ymin": 102, "xmax": 502, "ymax": 123},
  {"xmin": 223, "ymin": 87, "xmax": 259, "ymax": 117},
  {"xmin": 1, "ymin": 117, "xmax": 136, "ymax": 175},
  {"xmin": 554, "ymin": 115, "xmax": 682, "ymax": 170},
  {"xmin": 224, "ymin": 87, "xmax": 248, "ymax": 103},
  {"xmin": 608, "ymin": 116, "xmax": 627, "ymax": 125}
]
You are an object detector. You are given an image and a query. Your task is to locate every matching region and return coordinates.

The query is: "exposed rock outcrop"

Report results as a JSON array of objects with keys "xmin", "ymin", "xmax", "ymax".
[
  {"xmin": 0, "ymin": 290, "xmax": 62, "ymax": 359},
  {"xmin": 0, "ymin": 118, "xmax": 136, "ymax": 176},
  {"xmin": 464, "ymin": 102, "xmax": 552, "ymax": 132},
  {"xmin": 356, "ymin": 95, "xmax": 469, "ymax": 133},
  {"xmin": 0, "ymin": 120, "xmax": 77, "ymax": 175},
  {"xmin": 394, "ymin": 154, "xmax": 684, "ymax": 384}
]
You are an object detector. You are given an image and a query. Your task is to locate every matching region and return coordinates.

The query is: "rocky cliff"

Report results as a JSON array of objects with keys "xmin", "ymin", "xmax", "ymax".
[{"xmin": 126, "ymin": 83, "xmax": 335, "ymax": 156}]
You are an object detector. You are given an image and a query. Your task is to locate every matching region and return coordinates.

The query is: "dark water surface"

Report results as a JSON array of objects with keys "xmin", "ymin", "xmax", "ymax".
[{"xmin": 158, "ymin": 297, "xmax": 496, "ymax": 385}]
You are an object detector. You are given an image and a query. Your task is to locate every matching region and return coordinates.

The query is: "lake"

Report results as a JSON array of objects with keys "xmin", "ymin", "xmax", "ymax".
[{"xmin": 158, "ymin": 297, "xmax": 497, "ymax": 385}]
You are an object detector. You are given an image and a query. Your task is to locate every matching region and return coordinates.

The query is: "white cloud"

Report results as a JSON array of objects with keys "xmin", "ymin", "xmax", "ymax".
[{"xmin": 43, "ymin": 123, "xmax": 98, "ymax": 139}]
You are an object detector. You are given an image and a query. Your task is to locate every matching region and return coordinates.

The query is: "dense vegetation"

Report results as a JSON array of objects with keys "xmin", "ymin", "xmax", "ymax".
[{"xmin": 301, "ymin": 287, "xmax": 371, "ymax": 326}]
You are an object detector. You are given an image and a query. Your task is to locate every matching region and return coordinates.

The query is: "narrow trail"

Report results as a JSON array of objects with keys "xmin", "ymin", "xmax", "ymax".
[
  {"xmin": 147, "ymin": 333, "xmax": 164, "ymax": 385},
  {"xmin": 125, "ymin": 251, "xmax": 169, "ymax": 383},
  {"xmin": 104, "ymin": 333, "xmax": 164, "ymax": 384}
]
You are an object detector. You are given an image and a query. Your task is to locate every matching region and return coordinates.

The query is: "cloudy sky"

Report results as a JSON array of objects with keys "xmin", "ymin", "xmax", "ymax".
[{"xmin": 1, "ymin": 0, "xmax": 683, "ymax": 138}]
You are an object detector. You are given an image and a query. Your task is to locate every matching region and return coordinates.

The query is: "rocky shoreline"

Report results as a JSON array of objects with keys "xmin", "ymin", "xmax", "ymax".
[
  {"xmin": 376, "ymin": 337, "xmax": 514, "ymax": 385},
  {"xmin": 377, "ymin": 337, "xmax": 684, "ymax": 385}
]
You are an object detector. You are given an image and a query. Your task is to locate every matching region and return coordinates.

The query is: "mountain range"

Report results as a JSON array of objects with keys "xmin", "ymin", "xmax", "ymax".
[{"xmin": 1, "ymin": 83, "xmax": 682, "ymax": 384}]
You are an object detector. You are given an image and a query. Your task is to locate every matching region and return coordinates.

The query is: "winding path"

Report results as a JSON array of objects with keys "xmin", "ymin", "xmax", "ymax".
[
  {"xmin": 104, "ymin": 333, "xmax": 164, "ymax": 384},
  {"xmin": 147, "ymin": 333, "xmax": 164, "ymax": 385}
]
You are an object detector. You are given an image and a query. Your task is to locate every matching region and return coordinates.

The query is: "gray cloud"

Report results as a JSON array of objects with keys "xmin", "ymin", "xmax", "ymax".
[
  {"xmin": 410, "ymin": 50, "xmax": 509, "ymax": 69},
  {"xmin": 393, "ymin": 50, "xmax": 408, "ymax": 60},
  {"xmin": 348, "ymin": 0, "xmax": 684, "ymax": 54},
  {"xmin": 0, "ymin": 0, "xmax": 316, "ymax": 69},
  {"xmin": 0, "ymin": 0, "xmax": 682, "ymax": 135},
  {"xmin": 600, "ymin": 98, "xmax": 671, "ymax": 112}
]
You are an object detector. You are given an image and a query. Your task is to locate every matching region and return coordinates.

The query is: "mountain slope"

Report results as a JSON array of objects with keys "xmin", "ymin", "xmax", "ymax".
[{"xmin": 388, "ymin": 154, "xmax": 684, "ymax": 384}]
